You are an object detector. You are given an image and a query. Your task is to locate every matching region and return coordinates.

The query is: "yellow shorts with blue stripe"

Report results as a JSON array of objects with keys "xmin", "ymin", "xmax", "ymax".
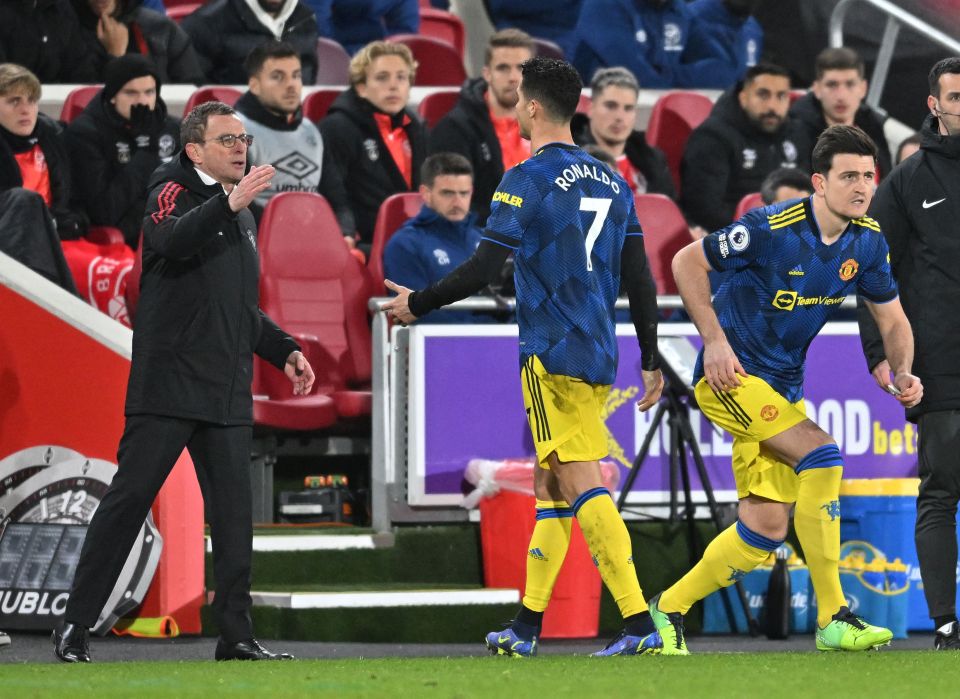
[
  {"xmin": 521, "ymin": 355, "xmax": 611, "ymax": 468},
  {"xmin": 694, "ymin": 374, "xmax": 809, "ymax": 503}
]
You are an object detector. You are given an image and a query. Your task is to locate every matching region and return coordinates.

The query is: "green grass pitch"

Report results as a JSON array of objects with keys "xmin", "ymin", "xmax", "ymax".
[{"xmin": 1, "ymin": 653, "xmax": 955, "ymax": 698}]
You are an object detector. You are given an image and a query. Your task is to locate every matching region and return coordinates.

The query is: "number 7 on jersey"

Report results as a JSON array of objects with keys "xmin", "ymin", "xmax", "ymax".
[{"xmin": 580, "ymin": 197, "xmax": 612, "ymax": 271}]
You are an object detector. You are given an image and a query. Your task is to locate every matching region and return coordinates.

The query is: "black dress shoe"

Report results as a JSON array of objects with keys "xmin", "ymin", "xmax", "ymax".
[
  {"xmin": 52, "ymin": 622, "xmax": 91, "ymax": 663},
  {"xmin": 215, "ymin": 638, "xmax": 295, "ymax": 661}
]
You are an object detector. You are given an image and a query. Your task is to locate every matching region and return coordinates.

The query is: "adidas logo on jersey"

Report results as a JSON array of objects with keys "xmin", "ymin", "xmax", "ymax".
[
  {"xmin": 528, "ymin": 548, "xmax": 548, "ymax": 561},
  {"xmin": 788, "ymin": 266, "xmax": 804, "ymax": 276}
]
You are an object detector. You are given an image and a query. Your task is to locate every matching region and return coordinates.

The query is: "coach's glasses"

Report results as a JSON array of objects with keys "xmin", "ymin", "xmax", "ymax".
[{"xmin": 203, "ymin": 133, "xmax": 254, "ymax": 148}]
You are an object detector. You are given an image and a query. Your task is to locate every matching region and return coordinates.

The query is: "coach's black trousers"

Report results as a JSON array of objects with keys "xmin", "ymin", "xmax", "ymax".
[
  {"xmin": 916, "ymin": 410, "xmax": 960, "ymax": 620},
  {"xmin": 65, "ymin": 415, "xmax": 254, "ymax": 642}
]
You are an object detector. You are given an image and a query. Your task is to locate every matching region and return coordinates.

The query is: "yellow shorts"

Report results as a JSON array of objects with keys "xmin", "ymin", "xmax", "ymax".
[
  {"xmin": 520, "ymin": 355, "xmax": 611, "ymax": 468},
  {"xmin": 694, "ymin": 374, "xmax": 808, "ymax": 503}
]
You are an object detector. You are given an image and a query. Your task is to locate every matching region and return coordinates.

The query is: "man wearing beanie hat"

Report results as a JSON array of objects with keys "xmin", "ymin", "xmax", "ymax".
[{"xmin": 66, "ymin": 54, "xmax": 180, "ymax": 247}]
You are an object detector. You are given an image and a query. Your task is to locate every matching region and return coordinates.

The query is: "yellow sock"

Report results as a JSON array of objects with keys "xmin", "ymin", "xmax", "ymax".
[
  {"xmin": 572, "ymin": 487, "xmax": 646, "ymax": 618},
  {"xmin": 660, "ymin": 521, "xmax": 779, "ymax": 614},
  {"xmin": 521, "ymin": 500, "xmax": 573, "ymax": 612},
  {"xmin": 793, "ymin": 445, "xmax": 844, "ymax": 627}
]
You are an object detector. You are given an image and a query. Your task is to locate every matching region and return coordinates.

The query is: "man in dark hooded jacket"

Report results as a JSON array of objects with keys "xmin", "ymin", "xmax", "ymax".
[
  {"xmin": 319, "ymin": 41, "xmax": 427, "ymax": 248},
  {"xmin": 0, "ymin": 0, "xmax": 98, "ymax": 83},
  {"xmin": 54, "ymin": 100, "xmax": 315, "ymax": 664},
  {"xmin": 0, "ymin": 63, "xmax": 82, "ymax": 293},
  {"xmin": 69, "ymin": 0, "xmax": 204, "ymax": 84},
  {"xmin": 182, "ymin": 0, "xmax": 318, "ymax": 85},
  {"xmin": 682, "ymin": 62, "xmax": 812, "ymax": 231},
  {"xmin": 430, "ymin": 29, "xmax": 533, "ymax": 224},
  {"xmin": 66, "ymin": 55, "xmax": 181, "ymax": 247}
]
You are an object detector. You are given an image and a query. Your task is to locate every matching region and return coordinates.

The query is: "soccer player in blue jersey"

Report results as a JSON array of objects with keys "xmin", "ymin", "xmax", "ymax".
[
  {"xmin": 384, "ymin": 57, "xmax": 666, "ymax": 657},
  {"xmin": 650, "ymin": 124, "xmax": 923, "ymax": 654}
]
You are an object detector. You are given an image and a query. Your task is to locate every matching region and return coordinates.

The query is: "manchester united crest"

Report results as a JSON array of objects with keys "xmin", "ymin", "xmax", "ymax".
[
  {"xmin": 760, "ymin": 405, "xmax": 779, "ymax": 422},
  {"xmin": 839, "ymin": 258, "xmax": 859, "ymax": 281}
]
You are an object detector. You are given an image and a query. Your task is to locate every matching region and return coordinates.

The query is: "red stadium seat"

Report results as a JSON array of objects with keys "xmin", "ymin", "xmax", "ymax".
[
  {"xmin": 60, "ymin": 85, "xmax": 102, "ymax": 123},
  {"xmin": 532, "ymin": 37, "xmax": 565, "ymax": 60},
  {"xmin": 419, "ymin": 8, "xmax": 466, "ymax": 58},
  {"xmin": 386, "ymin": 35, "xmax": 466, "ymax": 86},
  {"xmin": 183, "ymin": 86, "xmax": 242, "ymax": 114},
  {"xmin": 302, "ymin": 88, "xmax": 341, "ymax": 123},
  {"xmin": 315, "ymin": 37, "xmax": 351, "ymax": 85},
  {"xmin": 417, "ymin": 89, "xmax": 459, "ymax": 128},
  {"xmin": 646, "ymin": 91, "xmax": 714, "ymax": 196},
  {"xmin": 633, "ymin": 193, "xmax": 690, "ymax": 295},
  {"xmin": 256, "ymin": 192, "xmax": 373, "ymax": 425},
  {"xmin": 734, "ymin": 191, "xmax": 765, "ymax": 220},
  {"xmin": 166, "ymin": 2, "xmax": 200, "ymax": 23},
  {"xmin": 124, "ymin": 232, "xmax": 144, "ymax": 321},
  {"xmin": 369, "ymin": 192, "xmax": 423, "ymax": 294},
  {"xmin": 576, "ymin": 93, "xmax": 591, "ymax": 114}
]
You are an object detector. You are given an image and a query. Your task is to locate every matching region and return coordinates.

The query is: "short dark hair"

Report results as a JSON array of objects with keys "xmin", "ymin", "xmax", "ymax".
[
  {"xmin": 760, "ymin": 167, "xmax": 812, "ymax": 205},
  {"xmin": 742, "ymin": 62, "xmax": 790, "ymax": 87},
  {"xmin": 520, "ymin": 56, "xmax": 582, "ymax": 123},
  {"xmin": 928, "ymin": 57, "xmax": 960, "ymax": 97},
  {"xmin": 484, "ymin": 28, "xmax": 535, "ymax": 66},
  {"xmin": 895, "ymin": 131, "xmax": 922, "ymax": 165},
  {"xmin": 244, "ymin": 40, "xmax": 299, "ymax": 79},
  {"xmin": 421, "ymin": 152, "xmax": 473, "ymax": 187},
  {"xmin": 181, "ymin": 101, "xmax": 237, "ymax": 144},
  {"xmin": 811, "ymin": 124, "xmax": 878, "ymax": 174},
  {"xmin": 815, "ymin": 47, "xmax": 865, "ymax": 80}
]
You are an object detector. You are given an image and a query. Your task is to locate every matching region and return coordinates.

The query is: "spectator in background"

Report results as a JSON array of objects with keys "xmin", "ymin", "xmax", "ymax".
[
  {"xmin": 320, "ymin": 41, "xmax": 427, "ymax": 250},
  {"xmin": 384, "ymin": 153, "xmax": 492, "ymax": 323},
  {"xmin": 568, "ymin": 0, "xmax": 726, "ymax": 88},
  {"xmin": 0, "ymin": 0, "xmax": 98, "ymax": 84},
  {"xmin": 182, "ymin": 0, "xmax": 318, "ymax": 85},
  {"xmin": 682, "ymin": 63, "xmax": 811, "ymax": 231},
  {"xmin": 790, "ymin": 47, "xmax": 892, "ymax": 179},
  {"xmin": 572, "ymin": 66, "xmax": 675, "ymax": 198},
  {"xmin": 235, "ymin": 41, "xmax": 354, "ymax": 236},
  {"xmin": 685, "ymin": 0, "xmax": 763, "ymax": 88},
  {"xmin": 305, "ymin": 0, "xmax": 419, "ymax": 57},
  {"xmin": 0, "ymin": 63, "xmax": 79, "ymax": 293},
  {"xmin": 896, "ymin": 131, "xmax": 922, "ymax": 165},
  {"xmin": 66, "ymin": 55, "xmax": 180, "ymax": 248},
  {"xmin": 760, "ymin": 166, "xmax": 812, "ymax": 205},
  {"xmin": 69, "ymin": 0, "xmax": 204, "ymax": 85},
  {"xmin": 483, "ymin": 0, "xmax": 580, "ymax": 56},
  {"xmin": 430, "ymin": 29, "xmax": 534, "ymax": 224}
]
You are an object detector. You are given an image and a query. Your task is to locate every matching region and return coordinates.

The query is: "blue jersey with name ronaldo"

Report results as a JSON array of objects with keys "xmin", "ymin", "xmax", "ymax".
[
  {"xmin": 483, "ymin": 142, "xmax": 643, "ymax": 385},
  {"xmin": 695, "ymin": 197, "xmax": 897, "ymax": 402}
]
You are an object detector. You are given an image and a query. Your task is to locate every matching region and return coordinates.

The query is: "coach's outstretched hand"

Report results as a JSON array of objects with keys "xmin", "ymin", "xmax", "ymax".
[
  {"xmin": 383, "ymin": 279, "xmax": 418, "ymax": 325},
  {"xmin": 228, "ymin": 165, "xmax": 275, "ymax": 212},
  {"xmin": 284, "ymin": 351, "xmax": 315, "ymax": 396},
  {"xmin": 636, "ymin": 369, "xmax": 664, "ymax": 412}
]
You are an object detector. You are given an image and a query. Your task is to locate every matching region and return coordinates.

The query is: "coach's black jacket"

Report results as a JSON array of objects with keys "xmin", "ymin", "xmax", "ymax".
[
  {"xmin": 858, "ymin": 114, "xmax": 960, "ymax": 420},
  {"xmin": 126, "ymin": 151, "xmax": 299, "ymax": 424}
]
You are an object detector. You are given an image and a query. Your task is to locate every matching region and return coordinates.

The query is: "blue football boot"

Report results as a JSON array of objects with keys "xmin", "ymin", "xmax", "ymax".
[
  {"xmin": 485, "ymin": 627, "xmax": 538, "ymax": 657},
  {"xmin": 591, "ymin": 629, "xmax": 663, "ymax": 656}
]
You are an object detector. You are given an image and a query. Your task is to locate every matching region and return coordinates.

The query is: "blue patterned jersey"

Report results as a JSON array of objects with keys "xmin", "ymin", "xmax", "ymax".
[
  {"xmin": 483, "ymin": 142, "xmax": 643, "ymax": 384},
  {"xmin": 695, "ymin": 197, "xmax": 897, "ymax": 402}
]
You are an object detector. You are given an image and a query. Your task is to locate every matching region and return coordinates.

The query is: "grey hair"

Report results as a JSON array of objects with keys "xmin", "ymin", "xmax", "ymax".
[
  {"xmin": 181, "ymin": 101, "xmax": 237, "ymax": 145},
  {"xmin": 590, "ymin": 66, "xmax": 640, "ymax": 97}
]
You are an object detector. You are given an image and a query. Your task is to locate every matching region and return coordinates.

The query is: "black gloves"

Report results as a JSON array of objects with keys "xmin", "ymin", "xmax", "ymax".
[{"xmin": 128, "ymin": 104, "xmax": 162, "ymax": 151}]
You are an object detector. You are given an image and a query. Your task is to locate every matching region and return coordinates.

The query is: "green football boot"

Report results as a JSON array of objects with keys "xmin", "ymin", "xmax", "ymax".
[
  {"xmin": 816, "ymin": 606, "xmax": 893, "ymax": 651},
  {"xmin": 648, "ymin": 593, "xmax": 689, "ymax": 655}
]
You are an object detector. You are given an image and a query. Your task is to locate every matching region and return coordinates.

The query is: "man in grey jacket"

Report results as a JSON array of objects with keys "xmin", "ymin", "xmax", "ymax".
[{"xmin": 235, "ymin": 41, "xmax": 354, "ymax": 237}]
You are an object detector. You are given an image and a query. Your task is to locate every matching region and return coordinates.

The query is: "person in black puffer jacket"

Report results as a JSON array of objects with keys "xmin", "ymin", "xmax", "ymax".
[
  {"xmin": 69, "ymin": 0, "xmax": 204, "ymax": 85},
  {"xmin": 66, "ymin": 55, "xmax": 181, "ymax": 247},
  {"xmin": 319, "ymin": 41, "xmax": 427, "ymax": 249},
  {"xmin": 682, "ymin": 62, "xmax": 813, "ymax": 232},
  {"xmin": 181, "ymin": 0, "xmax": 318, "ymax": 85},
  {"xmin": 0, "ymin": 0, "xmax": 98, "ymax": 83},
  {"xmin": 789, "ymin": 47, "xmax": 892, "ymax": 181}
]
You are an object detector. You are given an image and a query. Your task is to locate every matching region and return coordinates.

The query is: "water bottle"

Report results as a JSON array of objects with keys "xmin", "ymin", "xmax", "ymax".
[{"xmin": 765, "ymin": 546, "xmax": 791, "ymax": 639}]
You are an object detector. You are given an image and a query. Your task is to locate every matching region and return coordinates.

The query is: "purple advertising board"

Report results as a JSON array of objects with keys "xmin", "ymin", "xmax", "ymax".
[{"xmin": 406, "ymin": 323, "xmax": 917, "ymax": 506}]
